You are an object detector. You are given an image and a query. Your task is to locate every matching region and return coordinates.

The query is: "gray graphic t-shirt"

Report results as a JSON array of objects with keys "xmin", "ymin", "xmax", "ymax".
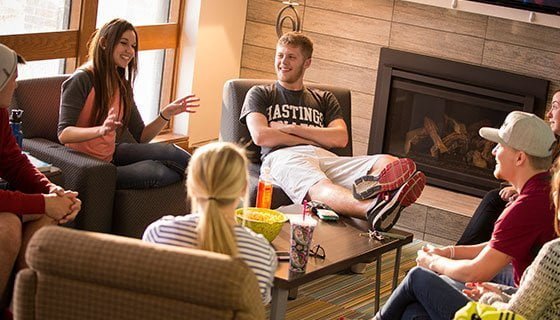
[{"xmin": 240, "ymin": 82, "xmax": 343, "ymax": 159}]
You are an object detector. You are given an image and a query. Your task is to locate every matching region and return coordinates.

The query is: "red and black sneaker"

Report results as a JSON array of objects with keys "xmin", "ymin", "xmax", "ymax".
[
  {"xmin": 353, "ymin": 158, "xmax": 416, "ymax": 201},
  {"xmin": 367, "ymin": 171, "xmax": 426, "ymax": 232}
]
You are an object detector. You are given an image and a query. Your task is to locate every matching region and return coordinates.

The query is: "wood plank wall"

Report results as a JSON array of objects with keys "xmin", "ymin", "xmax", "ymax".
[{"xmin": 240, "ymin": 0, "xmax": 560, "ymax": 155}]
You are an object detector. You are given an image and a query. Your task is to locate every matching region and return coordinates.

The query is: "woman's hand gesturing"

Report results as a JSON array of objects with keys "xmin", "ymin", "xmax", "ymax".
[
  {"xmin": 160, "ymin": 94, "xmax": 200, "ymax": 120},
  {"xmin": 98, "ymin": 113, "xmax": 122, "ymax": 136}
]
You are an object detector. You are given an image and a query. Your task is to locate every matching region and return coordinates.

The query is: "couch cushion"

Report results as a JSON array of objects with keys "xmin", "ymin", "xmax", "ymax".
[{"xmin": 11, "ymin": 75, "xmax": 69, "ymax": 142}]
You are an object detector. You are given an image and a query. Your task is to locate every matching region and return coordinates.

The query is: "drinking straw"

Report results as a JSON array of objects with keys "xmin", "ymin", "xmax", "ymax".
[
  {"xmin": 302, "ymin": 200, "xmax": 307, "ymax": 221},
  {"xmin": 242, "ymin": 206, "xmax": 247, "ymax": 227}
]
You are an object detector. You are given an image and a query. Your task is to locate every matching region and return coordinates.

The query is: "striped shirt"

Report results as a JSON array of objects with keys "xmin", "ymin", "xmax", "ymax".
[{"xmin": 142, "ymin": 214, "xmax": 278, "ymax": 304}]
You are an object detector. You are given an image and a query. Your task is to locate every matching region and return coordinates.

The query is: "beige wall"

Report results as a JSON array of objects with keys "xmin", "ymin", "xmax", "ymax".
[
  {"xmin": 240, "ymin": 0, "xmax": 560, "ymax": 155},
  {"xmin": 176, "ymin": 0, "xmax": 248, "ymax": 146}
]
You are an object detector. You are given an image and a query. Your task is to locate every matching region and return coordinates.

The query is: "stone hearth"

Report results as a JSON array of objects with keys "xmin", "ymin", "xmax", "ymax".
[{"xmin": 396, "ymin": 186, "xmax": 482, "ymax": 245}]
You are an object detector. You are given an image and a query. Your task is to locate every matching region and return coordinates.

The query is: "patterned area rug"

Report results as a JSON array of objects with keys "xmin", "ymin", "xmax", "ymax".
[{"xmin": 266, "ymin": 240, "xmax": 424, "ymax": 320}]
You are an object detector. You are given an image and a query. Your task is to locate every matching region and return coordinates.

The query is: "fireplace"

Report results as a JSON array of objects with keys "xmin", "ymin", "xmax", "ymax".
[{"xmin": 368, "ymin": 48, "xmax": 549, "ymax": 197}]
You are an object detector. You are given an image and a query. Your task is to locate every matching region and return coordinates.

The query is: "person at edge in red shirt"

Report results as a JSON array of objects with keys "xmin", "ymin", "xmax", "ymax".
[{"xmin": 0, "ymin": 43, "xmax": 81, "ymax": 319}]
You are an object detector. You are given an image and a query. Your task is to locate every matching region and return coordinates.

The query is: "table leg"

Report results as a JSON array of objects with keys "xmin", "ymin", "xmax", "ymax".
[
  {"xmin": 375, "ymin": 256, "xmax": 382, "ymax": 312},
  {"xmin": 270, "ymin": 287, "xmax": 289, "ymax": 320},
  {"xmin": 288, "ymin": 287, "xmax": 298, "ymax": 300},
  {"xmin": 392, "ymin": 246, "xmax": 402, "ymax": 291}
]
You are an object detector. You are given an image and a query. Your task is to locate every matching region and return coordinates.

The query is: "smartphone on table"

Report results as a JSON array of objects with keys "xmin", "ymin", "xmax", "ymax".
[{"xmin": 315, "ymin": 209, "xmax": 339, "ymax": 221}]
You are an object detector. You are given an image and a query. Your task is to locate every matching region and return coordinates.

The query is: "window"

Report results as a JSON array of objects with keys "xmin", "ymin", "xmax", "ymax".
[
  {"xmin": 0, "ymin": 0, "xmax": 70, "ymax": 35},
  {"xmin": 19, "ymin": 59, "xmax": 67, "ymax": 80},
  {"xmin": 96, "ymin": 0, "xmax": 170, "ymax": 26},
  {"xmin": 135, "ymin": 50, "xmax": 165, "ymax": 121},
  {"xmin": 0, "ymin": 0, "xmax": 183, "ymax": 133},
  {"xmin": 0, "ymin": 0, "xmax": 71, "ymax": 79}
]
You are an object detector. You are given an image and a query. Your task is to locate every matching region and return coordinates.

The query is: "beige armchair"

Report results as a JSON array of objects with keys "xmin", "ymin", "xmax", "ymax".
[{"xmin": 13, "ymin": 226, "xmax": 265, "ymax": 320}]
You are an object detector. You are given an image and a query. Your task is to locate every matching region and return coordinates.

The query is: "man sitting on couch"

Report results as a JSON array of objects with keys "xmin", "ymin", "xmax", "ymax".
[
  {"xmin": 0, "ymin": 43, "xmax": 81, "ymax": 318},
  {"xmin": 240, "ymin": 32, "xmax": 426, "ymax": 232}
]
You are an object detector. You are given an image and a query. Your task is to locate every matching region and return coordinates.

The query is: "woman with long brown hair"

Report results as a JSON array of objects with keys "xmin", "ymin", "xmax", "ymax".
[{"xmin": 58, "ymin": 18, "xmax": 199, "ymax": 189}]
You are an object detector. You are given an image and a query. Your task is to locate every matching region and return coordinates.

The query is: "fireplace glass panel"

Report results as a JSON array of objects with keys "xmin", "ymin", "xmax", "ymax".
[{"xmin": 383, "ymin": 78, "xmax": 524, "ymax": 194}]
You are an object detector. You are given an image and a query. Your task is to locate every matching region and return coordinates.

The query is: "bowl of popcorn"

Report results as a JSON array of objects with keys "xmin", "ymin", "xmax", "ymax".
[{"xmin": 235, "ymin": 207, "xmax": 288, "ymax": 242}]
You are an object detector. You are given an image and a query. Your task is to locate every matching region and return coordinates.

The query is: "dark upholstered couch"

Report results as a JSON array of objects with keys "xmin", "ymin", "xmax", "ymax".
[
  {"xmin": 10, "ymin": 75, "xmax": 188, "ymax": 238},
  {"xmin": 220, "ymin": 79, "xmax": 353, "ymax": 208}
]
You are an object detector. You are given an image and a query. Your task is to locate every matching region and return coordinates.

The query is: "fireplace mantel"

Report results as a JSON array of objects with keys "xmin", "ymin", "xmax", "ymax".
[{"xmin": 404, "ymin": 0, "xmax": 560, "ymax": 29}]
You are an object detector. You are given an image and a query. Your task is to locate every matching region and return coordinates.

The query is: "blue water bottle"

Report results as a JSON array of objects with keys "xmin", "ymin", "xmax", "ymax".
[{"xmin": 9, "ymin": 109, "xmax": 23, "ymax": 148}]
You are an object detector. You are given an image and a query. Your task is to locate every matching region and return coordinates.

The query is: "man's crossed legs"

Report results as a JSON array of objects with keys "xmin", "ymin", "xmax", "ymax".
[{"xmin": 263, "ymin": 145, "xmax": 426, "ymax": 232}]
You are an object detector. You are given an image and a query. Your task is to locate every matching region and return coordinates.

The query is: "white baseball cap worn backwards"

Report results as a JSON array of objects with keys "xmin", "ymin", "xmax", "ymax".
[{"xmin": 479, "ymin": 110, "xmax": 556, "ymax": 157}]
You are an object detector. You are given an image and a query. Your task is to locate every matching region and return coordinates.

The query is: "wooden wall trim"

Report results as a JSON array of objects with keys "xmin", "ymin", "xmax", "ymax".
[
  {"xmin": 0, "ymin": 24, "xmax": 179, "ymax": 61},
  {"xmin": 137, "ymin": 24, "xmax": 179, "ymax": 50},
  {"xmin": 76, "ymin": 0, "xmax": 99, "ymax": 66},
  {"xmin": 0, "ymin": 31, "xmax": 78, "ymax": 61}
]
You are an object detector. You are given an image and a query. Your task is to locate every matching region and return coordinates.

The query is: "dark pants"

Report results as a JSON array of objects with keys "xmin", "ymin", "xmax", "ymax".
[
  {"xmin": 456, "ymin": 188, "xmax": 506, "ymax": 245},
  {"xmin": 112, "ymin": 142, "xmax": 191, "ymax": 189}
]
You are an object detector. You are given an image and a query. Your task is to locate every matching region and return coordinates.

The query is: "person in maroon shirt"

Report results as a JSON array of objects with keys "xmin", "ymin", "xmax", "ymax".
[
  {"xmin": 0, "ymin": 44, "xmax": 81, "ymax": 315},
  {"xmin": 373, "ymin": 111, "xmax": 557, "ymax": 320},
  {"xmin": 415, "ymin": 111, "xmax": 557, "ymax": 286},
  {"xmin": 489, "ymin": 171, "xmax": 554, "ymax": 286}
]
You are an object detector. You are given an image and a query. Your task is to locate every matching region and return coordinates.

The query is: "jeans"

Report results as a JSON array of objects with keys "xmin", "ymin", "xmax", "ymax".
[
  {"xmin": 456, "ymin": 188, "xmax": 506, "ymax": 245},
  {"xmin": 112, "ymin": 143, "xmax": 190, "ymax": 189},
  {"xmin": 377, "ymin": 267, "xmax": 470, "ymax": 320},
  {"xmin": 491, "ymin": 263, "xmax": 514, "ymax": 287}
]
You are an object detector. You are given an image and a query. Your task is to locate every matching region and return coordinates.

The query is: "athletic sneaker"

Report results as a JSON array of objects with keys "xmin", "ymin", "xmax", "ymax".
[
  {"xmin": 367, "ymin": 171, "xmax": 426, "ymax": 232},
  {"xmin": 353, "ymin": 158, "xmax": 416, "ymax": 201}
]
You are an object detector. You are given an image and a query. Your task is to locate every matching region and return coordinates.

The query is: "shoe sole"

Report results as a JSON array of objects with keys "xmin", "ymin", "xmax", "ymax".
[
  {"xmin": 353, "ymin": 158, "xmax": 416, "ymax": 200},
  {"xmin": 370, "ymin": 171, "xmax": 426, "ymax": 232}
]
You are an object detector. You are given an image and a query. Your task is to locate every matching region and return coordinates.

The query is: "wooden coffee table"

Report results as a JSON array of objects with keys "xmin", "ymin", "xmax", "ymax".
[{"xmin": 270, "ymin": 204, "xmax": 413, "ymax": 320}]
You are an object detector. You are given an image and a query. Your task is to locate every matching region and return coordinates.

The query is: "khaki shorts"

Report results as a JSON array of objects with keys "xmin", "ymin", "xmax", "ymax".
[{"xmin": 262, "ymin": 145, "xmax": 381, "ymax": 204}]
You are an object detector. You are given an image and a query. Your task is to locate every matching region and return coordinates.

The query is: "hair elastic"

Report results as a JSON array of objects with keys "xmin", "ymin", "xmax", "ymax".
[{"xmin": 159, "ymin": 111, "xmax": 170, "ymax": 122}]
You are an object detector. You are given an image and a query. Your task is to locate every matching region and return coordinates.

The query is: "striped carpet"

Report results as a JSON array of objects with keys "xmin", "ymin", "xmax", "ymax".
[{"xmin": 266, "ymin": 240, "xmax": 424, "ymax": 320}]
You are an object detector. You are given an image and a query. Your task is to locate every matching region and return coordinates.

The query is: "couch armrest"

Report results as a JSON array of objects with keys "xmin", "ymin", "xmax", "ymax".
[
  {"xmin": 23, "ymin": 138, "xmax": 117, "ymax": 233},
  {"xmin": 13, "ymin": 269, "xmax": 36, "ymax": 320}
]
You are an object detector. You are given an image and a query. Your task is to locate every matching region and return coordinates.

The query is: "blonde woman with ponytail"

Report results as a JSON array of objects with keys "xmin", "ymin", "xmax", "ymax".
[{"xmin": 143, "ymin": 142, "xmax": 277, "ymax": 304}]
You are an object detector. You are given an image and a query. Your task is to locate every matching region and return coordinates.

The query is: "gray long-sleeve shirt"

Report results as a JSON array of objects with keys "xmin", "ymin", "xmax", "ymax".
[{"xmin": 58, "ymin": 69, "xmax": 145, "ymax": 143}]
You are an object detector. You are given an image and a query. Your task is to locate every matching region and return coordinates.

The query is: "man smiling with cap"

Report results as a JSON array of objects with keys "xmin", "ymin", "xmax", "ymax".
[
  {"xmin": 415, "ymin": 110, "xmax": 557, "ymax": 288},
  {"xmin": 0, "ymin": 43, "xmax": 81, "ymax": 319}
]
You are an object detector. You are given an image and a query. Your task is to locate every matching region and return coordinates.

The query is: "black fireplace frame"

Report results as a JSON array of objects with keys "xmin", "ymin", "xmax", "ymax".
[{"xmin": 368, "ymin": 48, "xmax": 549, "ymax": 196}]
